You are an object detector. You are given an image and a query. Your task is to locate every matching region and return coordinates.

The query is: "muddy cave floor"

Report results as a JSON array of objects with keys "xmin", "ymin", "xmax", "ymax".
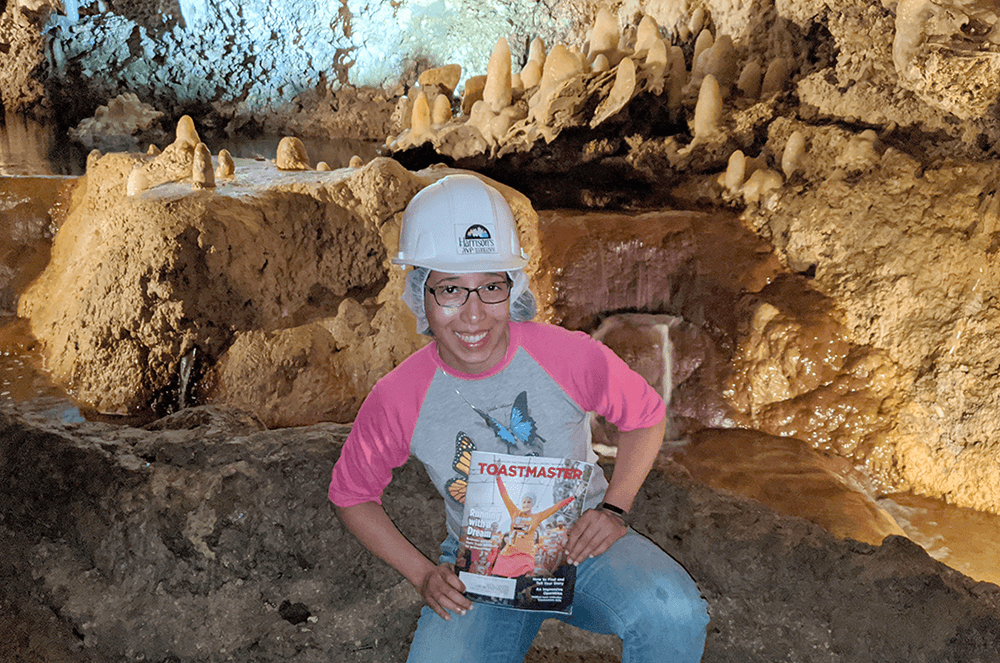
[{"xmin": 1, "ymin": 401, "xmax": 999, "ymax": 663}]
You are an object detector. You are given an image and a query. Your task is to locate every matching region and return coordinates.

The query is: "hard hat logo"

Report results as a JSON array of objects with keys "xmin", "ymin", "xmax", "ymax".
[
  {"xmin": 458, "ymin": 224, "xmax": 498, "ymax": 255},
  {"xmin": 393, "ymin": 174, "xmax": 528, "ymax": 273}
]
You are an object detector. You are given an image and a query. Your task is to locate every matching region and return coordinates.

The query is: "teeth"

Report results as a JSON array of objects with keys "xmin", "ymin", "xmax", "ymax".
[{"xmin": 457, "ymin": 331, "xmax": 487, "ymax": 343}]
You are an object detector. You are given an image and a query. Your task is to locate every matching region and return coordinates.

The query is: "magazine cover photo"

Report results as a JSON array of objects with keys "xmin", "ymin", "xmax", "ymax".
[{"xmin": 455, "ymin": 451, "xmax": 594, "ymax": 614}]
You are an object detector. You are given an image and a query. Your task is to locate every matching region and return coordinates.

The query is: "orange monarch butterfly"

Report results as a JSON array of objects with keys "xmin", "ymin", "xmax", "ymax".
[{"xmin": 445, "ymin": 432, "xmax": 476, "ymax": 504}]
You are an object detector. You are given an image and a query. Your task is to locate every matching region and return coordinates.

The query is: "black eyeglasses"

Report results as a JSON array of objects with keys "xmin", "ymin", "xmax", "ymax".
[{"xmin": 425, "ymin": 280, "xmax": 512, "ymax": 308}]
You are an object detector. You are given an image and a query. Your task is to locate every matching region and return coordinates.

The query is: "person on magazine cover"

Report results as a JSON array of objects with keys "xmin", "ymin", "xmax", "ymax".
[
  {"xmin": 329, "ymin": 174, "xmax": 709, "ymax": 663},
  {"xmin": 491, "ymin": 475, "xmax": 575, "ymax": 578}
]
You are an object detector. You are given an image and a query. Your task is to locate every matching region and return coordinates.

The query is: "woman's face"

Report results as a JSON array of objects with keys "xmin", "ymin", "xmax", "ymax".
[
  {"xmin": 521, "ymin": 496, "xmax": 534, "ymax": 511},
  {"xmin": 424, "ymin": 271, "xmax": 511, "ymax": 374}
]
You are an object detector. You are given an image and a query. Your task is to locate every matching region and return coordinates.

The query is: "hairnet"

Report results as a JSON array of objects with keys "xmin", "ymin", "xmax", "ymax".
[{"xmin": 402, "ymin": 267, "xmax": 538, "ymax": 336}]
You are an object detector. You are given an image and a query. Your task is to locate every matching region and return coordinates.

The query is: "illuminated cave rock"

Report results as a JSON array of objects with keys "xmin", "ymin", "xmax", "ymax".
[
  {"xmin": 67, "ymin": 92, "xmax": 166, "ymax": 151},
  {"xmin": 17, "ymin": 149, "xmax": 545, "ymax": 427}
]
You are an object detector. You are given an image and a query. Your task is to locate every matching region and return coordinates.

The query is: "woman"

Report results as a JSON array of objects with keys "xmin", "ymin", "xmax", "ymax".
[
  {"xmin": 329, "ymin": 174, "xmax": 709, "ymax": 663},
  {"xmin": 491, "ymin": 476, "xmax": 575, "ymax": 578}
]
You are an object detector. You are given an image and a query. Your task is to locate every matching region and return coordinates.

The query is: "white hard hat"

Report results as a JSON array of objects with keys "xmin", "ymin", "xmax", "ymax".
[{"xmin": 392, "ymin": 174, "xmax": 529, "ymax": 273}]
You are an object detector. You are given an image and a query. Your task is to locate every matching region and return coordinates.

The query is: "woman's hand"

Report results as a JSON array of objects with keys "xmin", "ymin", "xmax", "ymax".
[
  {"xmin": 564, "ymin": 507, "xmax": 627, "ymax": 565},
  {"xmin": 419, "ymin": 563, "xmax": 473, "ymax": 620}
]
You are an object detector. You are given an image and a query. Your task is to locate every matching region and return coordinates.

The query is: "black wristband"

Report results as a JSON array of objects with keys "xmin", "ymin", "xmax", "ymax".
[{"xmin": 598, "ymin": 501, "xmax": 629, "ymax": 526}]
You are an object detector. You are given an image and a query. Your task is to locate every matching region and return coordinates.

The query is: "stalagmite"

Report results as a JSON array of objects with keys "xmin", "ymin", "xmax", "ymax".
[
  {"xmin": 737, "ymin": 60, "xmax": 763, "ymax": 99},
  {"xmin": 192, "ymin": 143, "xmax": 215, "ymax": 189},
  {"xmin": 537, "ymin": 44, "xmax": 583, "ymax": 94},
  {"xmin": 528, "ymin": 37, "xmax": 546, "ymax": 66},
  {"xmin": 489, "ymin": 113, "xmax": 512, "ymax": 141},
  {"xmin": 761, "ymin": 57, "xmax": 792, "ymax": 98},
  {"xmin": 688, "ymin": 6, "xmax": 706, "ymax": 36},
  {"xmin": 529, "ymin": 43, "xmax": 587, "ymax": 124},
  {"xmin": 634, "ymin": 15, "xmax": 660, "ymax": 58},
  {"xmin": 468, "ymin": 100, "xmax": 498, "ymax": 143},
  {"xmin": 126, "ymin": 167, "xmax": 148, "ymax": 196},
  {"xmin": 521, "ymin": 60, "xmax": 543, "ymax": 89},
  {"xmin": 275, "ymin": 136, "xmax": 311, "ymax": 170},
  {"xmin": 693, "ymin": 29, "xmax": 714, "ymax": 64},
  {"xmin": 592, "ymin": 57, "xmax": 636, "ymax": 127},
  {"xmin": 592, "ymin": 54, "xmax": 610, "ymax": 72},
  {"xmin": 431, "ymin": 93, "xmax": 453, "ymax": 125},
  {"xmin": 175, "ymin": 115, "xmax": 199, "ymax": 147},
  {"xmin": 348, "ymin": 155, "xmax": 363, "ymax": 168},
  {"xmin": 589, "ymin": 8, "xmax": 619, "ymax": 61},
  {"xmin": 215, "ymin": 149, "xmax": 235, "ymax": 180},
  {"xmin": 723, "ymin": 150, "xmax": 746, "ymax": 194},
  {"xmin": 668, "ymin": 45, "xmax": 687, "ymax": 112},
  {"xmin": 511, "ymin": 72, "xmax": 524, "ymax": 95},
  {"xmin": 484, "ymin": 37, "xmax": 512, "ymax": 113},
  {"xmin": 146, "ymin": 144, "xmax": 160, "ymax": 156},
  {"xmin": 86, "ymin": 149, "xmax": 100, "ymax": 172},
  {"xmin": 782, "ymin": 131, "xmax": 806, "ymax": 179},
  {"xmin": 693, "ymin": 74, "xmax": 723, "ymax": 140},
  {"xmin": 410, "ymin": 91, "xmax": 432, "ymax": 135},
  {"xmin": 700, "ymin": 35, "xmax": 738, "ymax": 95},
  {"xmin": 316, "ymin": 161, "xmax": 331, "ymax": 171},
  {"xmin": 646, "ymin": 39, "xmax": 669, "ymax": 94},
  {"xmin": 742, "ymin": 168, "xmax": 783, "ymax": 203},
  {"xmin": 646, "ymin": 39, "xmax": 668, "ymax": 69}
]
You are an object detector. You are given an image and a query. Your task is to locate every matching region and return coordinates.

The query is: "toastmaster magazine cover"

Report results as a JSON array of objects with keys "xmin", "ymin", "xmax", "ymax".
[{"xmin": 455, "ymin": 451, "xmax": 594, "ymax": 614}]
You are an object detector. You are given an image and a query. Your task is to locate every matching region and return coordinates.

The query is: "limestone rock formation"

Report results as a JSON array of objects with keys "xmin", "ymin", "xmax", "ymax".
[{"xmin": 17, "ymin": 156, "xmax": 544, "ymax": 427}]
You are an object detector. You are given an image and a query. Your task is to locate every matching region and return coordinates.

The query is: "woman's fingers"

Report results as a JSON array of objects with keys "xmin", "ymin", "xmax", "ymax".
[
  {"xmin": 565, "ymin": 509, "xmax": 626, "ymax": 564},
  {"xmin": 422, "ymin": 563, "xmax": 473, "ymax": 620}
]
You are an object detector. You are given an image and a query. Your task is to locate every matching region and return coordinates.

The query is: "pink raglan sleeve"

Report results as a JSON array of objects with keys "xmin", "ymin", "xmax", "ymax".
[
  {"xmin": 328, "ymin": 352, "xmax": 432, "ymax": 507},
  {"xmin": 520, "ymin": 322, "xmax": 666, "ymax": 430}
]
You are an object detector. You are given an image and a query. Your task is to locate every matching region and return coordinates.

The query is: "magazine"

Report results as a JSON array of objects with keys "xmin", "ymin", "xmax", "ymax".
[{"xmin": 455, "ymin": 451, "xmax": 595, "ymax": 614}]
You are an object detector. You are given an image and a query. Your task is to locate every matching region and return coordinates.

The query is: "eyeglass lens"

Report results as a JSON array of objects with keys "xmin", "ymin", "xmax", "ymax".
[{"xmin": 428, "ymin": 281, "xmax": 511, "ymax": 307}]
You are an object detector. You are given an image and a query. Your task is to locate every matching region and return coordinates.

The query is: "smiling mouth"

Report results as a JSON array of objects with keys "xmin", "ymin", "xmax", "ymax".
[{"xmin": 456, "ymin": 331, "xmax": 487, "ymax": 344}]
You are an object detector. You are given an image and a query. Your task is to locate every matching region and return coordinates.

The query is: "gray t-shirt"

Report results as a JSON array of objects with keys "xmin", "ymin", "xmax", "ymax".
[{"xmin": 329, "ymin": 322, "xmax": 667, "ymax": 542}]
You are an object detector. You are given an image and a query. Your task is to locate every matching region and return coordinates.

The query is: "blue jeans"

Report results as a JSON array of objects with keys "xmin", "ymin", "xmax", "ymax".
[{"xmin": 406, "ymin": 529, "xmax": 709, "ymax": 663}]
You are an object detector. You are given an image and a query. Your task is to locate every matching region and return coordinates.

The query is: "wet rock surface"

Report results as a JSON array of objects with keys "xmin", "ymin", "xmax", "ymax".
[{"xmin": 2, "ymin": 402, "xmax": 998, "ymax": 663}]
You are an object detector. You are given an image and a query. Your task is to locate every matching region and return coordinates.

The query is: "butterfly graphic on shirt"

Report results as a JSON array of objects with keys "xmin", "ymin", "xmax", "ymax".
[
  {"xmin": 444, "ymin": 432, "xmax": 476, "ymax": 504},
  {"xmin": 471, "ymin": 390, "xmax": 546, "ymax": 452}
]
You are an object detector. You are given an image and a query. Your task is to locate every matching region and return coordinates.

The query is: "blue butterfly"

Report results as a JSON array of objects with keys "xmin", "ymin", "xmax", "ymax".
[{"xmin": 472, "ymin": 391, "xmax": 545, "ymax": 452}]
